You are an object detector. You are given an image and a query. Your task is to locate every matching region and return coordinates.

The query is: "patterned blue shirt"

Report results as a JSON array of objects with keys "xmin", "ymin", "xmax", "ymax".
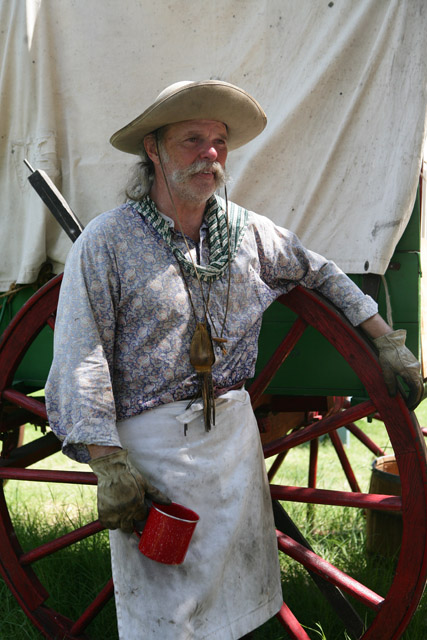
[{"xmin": 45, "ymin": 196, "xmax": 377, "ymax": 462}]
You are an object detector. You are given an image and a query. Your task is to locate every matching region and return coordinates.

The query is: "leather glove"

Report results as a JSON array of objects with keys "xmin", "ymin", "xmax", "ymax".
[
  {"xmin": 372, "ymin": 329, "xmax": 425, "ymax": 410},
  {"xmin": 89, "ymin": 449, "xmax": 171, "ymax": 533}
]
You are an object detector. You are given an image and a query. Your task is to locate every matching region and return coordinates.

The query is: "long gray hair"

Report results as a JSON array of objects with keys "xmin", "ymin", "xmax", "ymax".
[
  {"xmin": 124, "ymin": 130, "xmax": 164, "ymax": 201},
  {"xmin": 124, "ymin": 150, "xmax": 155, "ymax": 202}
]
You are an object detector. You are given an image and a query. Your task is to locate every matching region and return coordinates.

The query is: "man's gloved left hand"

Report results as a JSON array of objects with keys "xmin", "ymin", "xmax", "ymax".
[{"xmin": 372, "ymin": 329, "xmax": 425, "ymax": 410}]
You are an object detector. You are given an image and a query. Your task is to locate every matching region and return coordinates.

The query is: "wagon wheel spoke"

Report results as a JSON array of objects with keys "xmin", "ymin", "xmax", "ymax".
[
  {"xmin": 69, "ymin": 578, "xmax": 114, "ymax": 636},
  {"xmin": 270, "ymin": 484, "xmax": 402, "ymax": 511},
  {"xmin": 2, "ymin": 388, "xmax": 47, "ymax": 420},
  {"xmin": 19, "ymin": 520, "xmax": 105, "ymax": 566},
  {"xmin": 277, "ymin": 531, "xmax": 383, "ymax": 610},
  {"xmin": 267, "ymin": 450, "xmax": 288, "ymax": 482},
  {"xmin": 46, "ymin": 313, "xmax": 56, "ymax": 331},
  {"xmin": 0, "ymin": 467, "xmax": 97, "ymax": 484},
  {"xmin": 345, "ymin": 421, "xmax": 385, "ymax": 457},
  {"xmin": 29, "ymin": 578, "xmax": 114, "ymax": 640},
  {"xmin": 0, "ymin": 431, "xmax": 61, "ymax": 468},
  {"xmin": 308, "ymin": 438, "xmax": 318, "ymax": 488},
  {"xmin": 328, "ymin": 429, "xmax": 361, "ymax": 492},
  {"xmin": 276, "ymin": 601, "xmax": 312, "ymax": 640},
  {"xmin": 263, "ymin": 400, "xmax": 375, "ymax": 458},
  {"xmin": 259, "ymin": 397, "xmax": 385, "ymax": 488},
  {"xmin": 273, "ymin": 500, "xmax": 366, "ymax": 639},
  {"xmin": 249, "ymin": 316, "xmax": 308, "ymax": 407}
]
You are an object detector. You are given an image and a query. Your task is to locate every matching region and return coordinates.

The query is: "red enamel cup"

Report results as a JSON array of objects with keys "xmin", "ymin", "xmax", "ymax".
[{"xmin": 137, "ymin": 502, "xmax": 199, "ymax": 565}]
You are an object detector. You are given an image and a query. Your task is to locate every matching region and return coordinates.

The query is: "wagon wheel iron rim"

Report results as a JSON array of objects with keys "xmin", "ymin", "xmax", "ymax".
[{"xmin": 0, "ymin": 279, "xmax": 426, "ymax": 638}]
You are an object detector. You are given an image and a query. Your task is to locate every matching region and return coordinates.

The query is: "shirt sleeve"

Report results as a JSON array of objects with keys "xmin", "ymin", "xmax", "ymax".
[
  {"xmin": 251, "ymin": 213, "xmax": 378, "ymax": 326},
  {"xmin": 45, "ymin": 216, "xmax": 122, "ymax": 463}
]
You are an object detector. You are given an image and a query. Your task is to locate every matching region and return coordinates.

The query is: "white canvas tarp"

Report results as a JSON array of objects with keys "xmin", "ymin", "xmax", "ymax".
[{"xmin": 1, "ymin": 0, "xmax": 427, "ymax": 289}]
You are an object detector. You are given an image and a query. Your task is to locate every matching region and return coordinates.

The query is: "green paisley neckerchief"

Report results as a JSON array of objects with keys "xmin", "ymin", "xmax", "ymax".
[{"xmin": 130, "ymin": 194, "xmax": 248, "ymax": 283}]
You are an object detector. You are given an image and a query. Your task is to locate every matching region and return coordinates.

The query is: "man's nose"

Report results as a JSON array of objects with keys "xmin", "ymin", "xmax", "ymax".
[{"xmin": 200, "ymin": 145, "xmax": 218, "ymax": 161}]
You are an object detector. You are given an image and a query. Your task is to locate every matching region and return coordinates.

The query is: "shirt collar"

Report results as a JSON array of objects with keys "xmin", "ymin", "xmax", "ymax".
[{"xmin": 157, "ymin": 197, "xmax": 217, "ymax": 231}]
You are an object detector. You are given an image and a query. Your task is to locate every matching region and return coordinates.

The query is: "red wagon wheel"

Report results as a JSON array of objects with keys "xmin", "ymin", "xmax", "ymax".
[
  {"xmin": 0, "ymin": 278, "xmax": 426, "ymax": 639},
  {"xmin": 249, "ymin": 287, "xmax": 427, "ymax": 640},
  {"xmin": 0, "ymin": 275, "xmax": 111, "ymax": 639}
]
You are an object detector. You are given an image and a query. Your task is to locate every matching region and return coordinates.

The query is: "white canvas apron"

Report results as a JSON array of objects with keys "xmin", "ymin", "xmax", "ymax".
[{"xmin": 110, "ymin": 389, "xmax": 282, "ymax": 639}]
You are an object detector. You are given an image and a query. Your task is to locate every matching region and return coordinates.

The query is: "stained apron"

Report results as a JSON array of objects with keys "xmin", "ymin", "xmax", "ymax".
[{"xmin": 110, "ymin": 389, "xmax": 282, "ymax": 639}]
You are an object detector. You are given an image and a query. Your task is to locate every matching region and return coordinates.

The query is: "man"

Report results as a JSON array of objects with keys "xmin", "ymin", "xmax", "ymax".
[{"xmin": 45, "ymin": 80, "xmax": 423, "ymax": 639}]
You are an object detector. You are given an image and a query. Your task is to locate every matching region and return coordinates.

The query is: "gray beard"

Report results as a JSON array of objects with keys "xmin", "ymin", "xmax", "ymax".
[
  {"xmin": 169, "ymin": 160, "xmax": 229, "ymax": 204},
  {"xmin": 171, "ymin": 159, "xmax": 228, "ymax": 189}
]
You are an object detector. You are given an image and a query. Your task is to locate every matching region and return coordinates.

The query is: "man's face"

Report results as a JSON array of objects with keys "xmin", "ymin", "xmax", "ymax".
[{"xmin": 159, "ymin": 119, "xmax": 228, "ymax": 204}]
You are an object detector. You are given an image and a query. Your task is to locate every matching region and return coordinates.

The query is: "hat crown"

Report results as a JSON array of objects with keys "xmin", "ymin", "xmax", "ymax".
[{"xmin": 156, "ymin": 81, "xmax": 193, "ymax": 101}]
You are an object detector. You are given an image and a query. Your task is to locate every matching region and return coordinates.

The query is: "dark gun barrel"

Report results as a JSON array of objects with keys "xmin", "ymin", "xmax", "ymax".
[{"xmin": 24, "ymin": 159, "xmax": 84, "ymax": 242}]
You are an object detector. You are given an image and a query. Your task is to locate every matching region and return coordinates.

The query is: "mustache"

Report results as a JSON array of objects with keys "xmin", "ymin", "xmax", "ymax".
[{"xmin": 171, "ymin": 160, "xmax": 228, "ymax": 187}]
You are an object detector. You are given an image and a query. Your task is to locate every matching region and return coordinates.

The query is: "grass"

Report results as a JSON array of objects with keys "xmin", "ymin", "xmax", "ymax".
[{"xmin": 1, "ymin": 403, "xmax": 427, "ymax": 639}]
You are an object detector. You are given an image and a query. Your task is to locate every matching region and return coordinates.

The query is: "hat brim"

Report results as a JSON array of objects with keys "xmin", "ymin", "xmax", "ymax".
[{"xmin": 110, "ymin": 81, "xmax": 267, "ymax": 155}]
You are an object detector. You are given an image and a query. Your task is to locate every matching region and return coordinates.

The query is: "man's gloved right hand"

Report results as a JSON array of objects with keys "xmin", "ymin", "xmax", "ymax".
[
  {"xmin": 372, "ymin": 329, "xmax": 425, "ymax": 410},
  {"xmin": 89, "ymin": 449, "xmax": 171, "ymax": 533}
]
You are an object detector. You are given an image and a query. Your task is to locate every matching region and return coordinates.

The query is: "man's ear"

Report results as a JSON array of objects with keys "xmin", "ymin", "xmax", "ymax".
[{"xmin": 144, "ymin": 134, "xmax": 160, "ymax": 165}]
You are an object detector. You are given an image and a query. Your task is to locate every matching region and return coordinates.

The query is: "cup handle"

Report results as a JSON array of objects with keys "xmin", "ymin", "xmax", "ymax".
[{"xmin": 133, "ymin": 519, "xmax": 147, "ymax": 536}]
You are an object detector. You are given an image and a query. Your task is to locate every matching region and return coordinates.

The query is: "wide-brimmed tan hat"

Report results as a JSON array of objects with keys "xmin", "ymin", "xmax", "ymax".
[{"xmin": 110, "ymin": 80, "xmax": 267, "ymax": 155}]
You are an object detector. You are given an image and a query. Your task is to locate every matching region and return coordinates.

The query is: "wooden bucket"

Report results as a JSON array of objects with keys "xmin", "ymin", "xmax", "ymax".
[{"xmin": 366, "ymin": 455, "xmax": 402, "ymax": 556}]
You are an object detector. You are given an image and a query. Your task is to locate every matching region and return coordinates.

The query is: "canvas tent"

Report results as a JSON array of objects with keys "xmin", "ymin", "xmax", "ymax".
[{"xmin": 1, "ymin": 0, "xmax": 427, "ymax": 290}]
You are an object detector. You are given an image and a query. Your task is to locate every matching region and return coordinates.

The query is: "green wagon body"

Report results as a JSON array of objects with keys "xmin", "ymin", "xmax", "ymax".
[{"xmin": 256, "ymin": 189, "xmax": 421, "ymax": 399}]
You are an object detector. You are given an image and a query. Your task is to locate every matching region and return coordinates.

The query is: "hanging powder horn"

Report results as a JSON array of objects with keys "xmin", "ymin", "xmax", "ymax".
[{"xmin": 189, "ymin": 322, "xmax": 216, "ymax": 430}]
